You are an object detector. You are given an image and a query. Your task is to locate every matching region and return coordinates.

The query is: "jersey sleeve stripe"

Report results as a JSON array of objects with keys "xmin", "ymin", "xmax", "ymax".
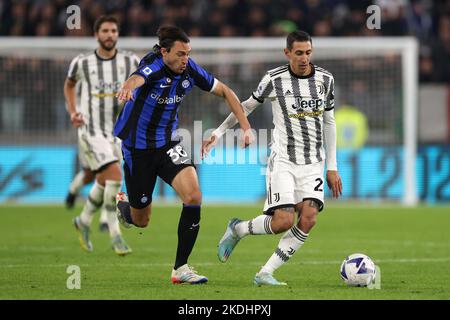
[
  {"xmin": 261, "ymin": 79, "xmax": 274, "ymax": 99},
  {"xmin": 67, "ymin": 56, "xmax": 80, "ymax": 80},
  {"xmin": 269, "ymin": 65, "xmax": 288, "ymax": 76},
  {"xmin": 209, "ymin": 78, "xmax": 218, "ymax": 92},
  {"xmin": 269, "ymin": 66, "xmax": 288, "ymax": 77},
  {"xmin": 252, "ymin": 92, "xmax": 264, "ymax": 103},
  {"xmin": 315, "ymin": 66, "xmax": 333, "ymax": 77},
  {"xmin": 308, "ymin": 77, "xmax": 324, "ymax": 163},
  {"xmin": 111, "ymin": 56, "xmax": 120, "ymax": 125},
  {"xmin": 81, "ymin": 58, "xmax": 95, "ymax": 136},
  {"xmin": 96, "ymin": 58, "xmax": 107, "ymax": 138}
]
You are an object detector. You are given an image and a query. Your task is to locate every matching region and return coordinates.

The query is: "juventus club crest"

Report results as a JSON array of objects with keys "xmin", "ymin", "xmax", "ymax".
[
  {"xmin": 274, "ymin": 192, "xmax": 280, "ymax": 202},
  {"xmin": 316, "ymin": 83, "xmax": 325, "ymax": 95}
]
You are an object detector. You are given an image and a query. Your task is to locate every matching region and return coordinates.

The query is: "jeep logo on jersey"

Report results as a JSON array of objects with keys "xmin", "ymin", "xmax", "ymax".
[
  {"xmin": 292, "ymin": 97, "xmax": 324, "ymax": 111},
  {"xmin": 95, "ymin": 80, "xmax": 122, "ymax": 92}
]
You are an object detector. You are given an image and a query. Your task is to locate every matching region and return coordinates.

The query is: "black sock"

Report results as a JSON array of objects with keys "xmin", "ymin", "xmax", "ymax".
[
  {"xmin": 174, "ymin": 204, "xmax": 201, "ymax": 270},
  {"xmin": 117, "ymin": 201, "xmax": 134, "ymax": 225}
]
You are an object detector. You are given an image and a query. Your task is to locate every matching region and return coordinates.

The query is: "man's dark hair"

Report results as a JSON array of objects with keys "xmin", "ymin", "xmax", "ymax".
[
  {"xmin": 286, "ymin": 30, "xmax": 312, "ymax": 50},
  {"xmin": 93, "ymin": 15, "xmax": 119, "ymax": 33},
  {"xmin": 153, "ymin": 26, "xmax": 190, "ymax": 53}
]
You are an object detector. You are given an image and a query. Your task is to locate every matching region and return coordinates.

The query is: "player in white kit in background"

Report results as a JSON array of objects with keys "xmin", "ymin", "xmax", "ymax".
[
  {"xmin": 202, "ymin": 30, "xmax": 343, "ymax": 285},
  {"xmin": 64, "ymin": 15, "xmax": 139, "ymax": 255}
]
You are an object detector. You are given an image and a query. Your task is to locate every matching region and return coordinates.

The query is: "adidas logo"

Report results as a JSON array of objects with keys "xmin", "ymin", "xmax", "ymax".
[{"xmin": 285, "ymin": 90, "xmax": 292, "ymax": 95}]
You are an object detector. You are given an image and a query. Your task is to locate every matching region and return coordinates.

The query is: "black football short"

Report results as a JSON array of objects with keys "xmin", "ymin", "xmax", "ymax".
[{"xmin": 122, "ymin": 142, "xmax": 195, "ymax": 209}]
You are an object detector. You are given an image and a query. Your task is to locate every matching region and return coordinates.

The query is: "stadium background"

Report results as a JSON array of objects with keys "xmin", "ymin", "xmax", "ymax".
[
  {"xmin": 0, "ymin": 0, "xmax": 448, "ymax": 205},
  {"xmin": 0, "ymin": 0, "xmax": 450, "ymax": 302}
]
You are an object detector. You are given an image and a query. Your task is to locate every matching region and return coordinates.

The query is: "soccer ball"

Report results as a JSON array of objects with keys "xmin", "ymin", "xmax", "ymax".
[{"xmin": 340, "ymin": 253, "xmax": 376, "ymax": 287}]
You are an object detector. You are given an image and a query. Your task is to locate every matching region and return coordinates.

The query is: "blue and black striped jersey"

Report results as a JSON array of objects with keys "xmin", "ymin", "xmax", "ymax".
[{"xmin": 114, "ymin": 52, "xmax": 216, "ymax": 149}]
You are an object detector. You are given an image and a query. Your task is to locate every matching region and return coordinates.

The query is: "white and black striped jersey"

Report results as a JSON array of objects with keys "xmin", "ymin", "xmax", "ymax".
[
  {"xmin": 253, "ymin": 63, "xmax": 335, "ymax": 165},
  {"xmin": 67, "ymin": 50, "xmax": 140, "ymax": 139}
]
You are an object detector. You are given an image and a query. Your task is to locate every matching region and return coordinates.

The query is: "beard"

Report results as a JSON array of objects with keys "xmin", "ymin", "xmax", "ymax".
[{"xmin": 98, "ymin": 38, "xmax": 117, "ymax": 51}]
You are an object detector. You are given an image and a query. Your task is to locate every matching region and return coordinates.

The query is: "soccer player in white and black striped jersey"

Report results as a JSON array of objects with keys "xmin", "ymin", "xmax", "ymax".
[
  {"xmin": 202, "ymin": 30, "xmax": 343, "ymax": 286},
  {"xmin": 64, "ymin": 16, "xmax": 139, "ymax": 256}
]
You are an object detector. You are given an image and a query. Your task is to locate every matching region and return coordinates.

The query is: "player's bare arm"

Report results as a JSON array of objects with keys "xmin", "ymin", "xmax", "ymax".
[
  {"xmin": 202, "ymin": 89, "xmax": 262, "ymax": 159},
  {"xmin": 201, "ymin": 135, "xmax": 217, "ymax": 159},
  {"xmin": 326, "ymin": 170, "xmax": 342, "ymax": 199},
  {"xmin": 64, "ymin": 77, "xmax": 84, "ymax": 128},
  {"xmin": 211, "ymin": 81, "xmax": 254, "ymax": 148},
  {"xmin": 116, "ymin": 74, "xmax": 145, "ymax": 103}
]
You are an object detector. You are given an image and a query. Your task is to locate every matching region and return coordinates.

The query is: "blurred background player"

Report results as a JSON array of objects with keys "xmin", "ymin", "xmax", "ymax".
[
  {"xmin": 64, "ymin": 15, "xmax": 139, "ymax": 255},
  {"xmin": 63, "ymin": 75, "xmax": 107, "ymax": 231},
  {"xmin": 64, "ymin": 84, "xmax": 107, "ymax": 232},
  {"xmin": 202, "ymin": 30, "xmax": 342, "ymax": 285},
  {"xmin": 114, "ymin": 26, "xmax": 253, "ymax": 284},
  {"xmin": 65, "ymin": 151, "xmax": 111, "ymax": 232},
  {"xmin": 65, "ymin": 164, "xmax": 94, "ymax": 210},
  {"xmin": 64, "ymin": 79, "xmax": 95, "ymax": 212}
]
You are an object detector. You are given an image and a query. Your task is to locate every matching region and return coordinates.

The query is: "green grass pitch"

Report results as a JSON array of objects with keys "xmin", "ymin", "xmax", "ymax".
[{"xmin": 0, "ymin": 204, "xmax": 449, "ymax": 300}]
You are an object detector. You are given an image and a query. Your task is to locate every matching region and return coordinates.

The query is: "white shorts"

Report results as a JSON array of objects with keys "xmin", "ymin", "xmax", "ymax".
[
  {"xmin": 263, "ymin": 151, "xmax": 325, "ymax": 214},
  {"xmin": 77, "ymin": 142, "xmax": 89, "ymax": 169},
  {"xmin": 78, "ymin": 132, "xmax": 122, "ymax": 172}
]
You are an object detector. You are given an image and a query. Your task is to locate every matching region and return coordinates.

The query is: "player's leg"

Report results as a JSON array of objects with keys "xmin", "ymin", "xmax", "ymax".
[
  {"xmin": 116, "ymin": 194, "xmax": 153, "ymax": 228},
  {"xmin": 66, "ymin": 152, "xmax": 95, "ymax": 209},
  {"xmin": 169, "ymin": 166, "xmax": 207, "ymax": 284},
  {"xmin": 72, "ymin": 135, "xmax": 105, "ymax": 252},
  {"xmin": 98, "ymin": 210, "xmax": 109, "ymax": 232},
  {"xmin": 158, "ymin": 143, "xmax": 207, "ymax": 284},
  {"xmin": 86, "ymin": 137, "xmax": 132, "ymax": 255},
  {"xmin": 66, "ymin": 143, "xmax": 95, "ymax": 209},
  {"xmin": 98, "ymin": 168, "xmax": 109, "ymax": 233},
  {"xmin": 171, "ymin": 166, "xmax": 202, "ymax": 266},
  {"xmin": 218, "ymin": 152, "xmax": 295, "ymax": 263},
  {"xmin": 95, "ymin": 160, "xmax": 131, "ymax": 255},
  {"xmin": 254, "ymin": 205, "xmax": 310, "ymax": 286},
  {"xmin": 99, "ymin": 139, "xmax": 123, "ymax": 232},
  {"xmin": 252, "ymin": 207, "xmax": 296, "ymax": 286},
  {"xmin": 98, "ymin": 168, "xmax": 110, "ymax": 232},
  {"xmin": 66, "ymin": 169, "xmax": 85, "ymax": 209},
  {"xmin": 83, "ymin": 168, "xmax": 95, "ymax": 184},
  {"xmin": 296, "ymin": 199, "xmax": 322, "ymax": 233},
  {"xmin": 116, "ymin": 146, "xmax": 156, "ymax": 229},
  {"xmin": 293, "ymin": 160, "xmax": 325, "ymax": 244},
  {"xmin": 73, "ymin": 135, "xmax": 130, "ymax": 255},
  {"xmin": 256, "ymin": 199, "xmax": 319, "ymax": 275},
  {"xmin": 255, "ymin": 162, "xmax": 325, "ymax": 285},
  {"xmin": 73, "ymin": 179, "xmax": 103, "ymax": 252}
]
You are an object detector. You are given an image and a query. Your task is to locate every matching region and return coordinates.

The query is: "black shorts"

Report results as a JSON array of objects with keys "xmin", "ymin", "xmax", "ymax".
[{"xmin": 122, "ymin": 142, "xmax": 195, "ymax": 209}]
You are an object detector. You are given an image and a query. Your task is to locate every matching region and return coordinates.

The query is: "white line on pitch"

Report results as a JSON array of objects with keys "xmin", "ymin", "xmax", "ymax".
[{"xmin": 1, "ymin": 257, "xmax": 450, "ymax": 268}]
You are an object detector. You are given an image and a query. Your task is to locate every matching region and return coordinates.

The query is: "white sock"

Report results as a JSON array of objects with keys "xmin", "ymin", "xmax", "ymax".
[
  {"xmin": 80, "ymin": 181, "xmax": 104, "ymax": 226},
  {"xmin": 69, "ymin": 170, "xmax": 86, "ymax": 195},
  {"xmin": 103, "ymin": 180, "xmax": 122, "ymax": 238},
  {"xmin": 99, "ymin": 209, "xmax": 108, "ymax": 224},
  {"xmin": 235, "ymin": 215, "xmax": 273, "ymax": 238},
  {"xmin": 260, "ymin": 225, "xmax": 308, "ymax": 274}
]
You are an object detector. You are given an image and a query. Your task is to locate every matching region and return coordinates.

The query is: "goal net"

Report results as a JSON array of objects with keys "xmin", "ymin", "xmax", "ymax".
[{"xmin": 0, "ymin": 37, "xmax": 418, "ymax": 205}]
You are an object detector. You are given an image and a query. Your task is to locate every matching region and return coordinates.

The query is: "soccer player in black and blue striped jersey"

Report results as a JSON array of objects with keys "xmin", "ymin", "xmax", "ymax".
[{"xmin": 114, "ymin": 26, "xmax": 252, "ymax": 284}]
